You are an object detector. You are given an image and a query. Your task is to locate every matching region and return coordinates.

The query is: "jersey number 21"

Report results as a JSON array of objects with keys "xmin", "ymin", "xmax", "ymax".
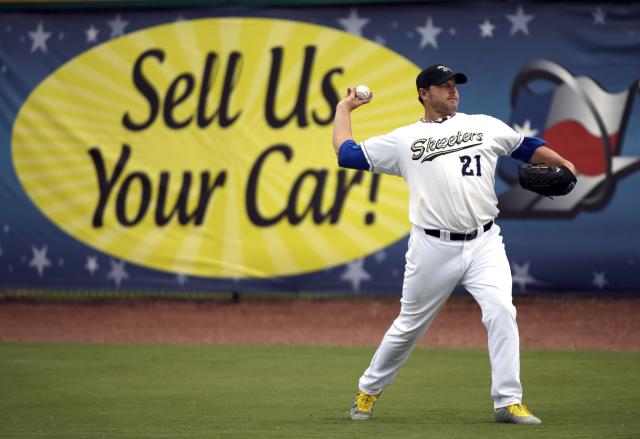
[{"xmin": 460, "ymin": 155, "xmax": 482, "ymax": 176}]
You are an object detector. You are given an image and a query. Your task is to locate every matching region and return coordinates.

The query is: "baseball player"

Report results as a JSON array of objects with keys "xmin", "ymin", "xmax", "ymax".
[{"xmin": 332, "ymin": 64, "xmax": 576, "ymax": 424}]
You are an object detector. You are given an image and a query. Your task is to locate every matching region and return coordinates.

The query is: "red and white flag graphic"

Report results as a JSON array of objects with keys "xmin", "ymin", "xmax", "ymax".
[{"xmin": 499, "ymin": 60, "xmax": 640, "ymax": 217}]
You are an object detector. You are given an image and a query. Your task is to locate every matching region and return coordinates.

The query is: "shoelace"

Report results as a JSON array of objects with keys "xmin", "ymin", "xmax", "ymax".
[
  {"xmin": 357, "ymin": 393, "xmax": 378, "ymax": 412},
  {"xmin": 507, "ymin": 403, "xmax": 532, "ymax": 416}
]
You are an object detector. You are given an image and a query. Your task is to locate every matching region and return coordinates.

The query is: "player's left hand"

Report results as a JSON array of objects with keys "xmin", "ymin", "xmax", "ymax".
[
  {"xmin": 337, "ymin": 87, "xmax": 373, "ymax": 112},
  {"xmin": 518, "ymin": 163, "xmax": 577, "ymax": 197}
]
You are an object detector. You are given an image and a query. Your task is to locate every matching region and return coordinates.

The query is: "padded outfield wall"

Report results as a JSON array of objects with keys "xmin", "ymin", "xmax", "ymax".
[{"xmin": 0, "ymin": 1, "xmax": 639, "ymax": 295}]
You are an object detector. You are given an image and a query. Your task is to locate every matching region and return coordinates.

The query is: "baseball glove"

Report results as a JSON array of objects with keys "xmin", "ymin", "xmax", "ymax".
[{"xmin": 518, "ymin": 163, "xmax": 577, "ymax": 197}]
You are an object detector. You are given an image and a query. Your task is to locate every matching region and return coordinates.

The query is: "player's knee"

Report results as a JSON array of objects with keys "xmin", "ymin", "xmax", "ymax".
[
  {"xmin": 391, "ymin": 321, "xmax": 421, "ymax": 338},
  {"xmin": 390, "ymin": 316, "xmax": 428, "ymax": 341}
]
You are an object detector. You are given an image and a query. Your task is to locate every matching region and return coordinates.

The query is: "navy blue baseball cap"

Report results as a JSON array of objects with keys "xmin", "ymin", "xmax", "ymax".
[{"xmin": 416, "ymin": 64, "xmax": 468, "ymax": 89}]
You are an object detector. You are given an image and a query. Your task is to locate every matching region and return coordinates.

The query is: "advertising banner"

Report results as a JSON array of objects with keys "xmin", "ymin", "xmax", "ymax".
[{"xmin": 1, "ymin": 3, "xmax": 639, "ymax": 294}]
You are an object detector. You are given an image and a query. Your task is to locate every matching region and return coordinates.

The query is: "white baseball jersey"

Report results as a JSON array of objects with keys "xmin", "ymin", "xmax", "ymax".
[{"xmin": 360, "ymin": 112, "xmax": 523, "ymax": 231}]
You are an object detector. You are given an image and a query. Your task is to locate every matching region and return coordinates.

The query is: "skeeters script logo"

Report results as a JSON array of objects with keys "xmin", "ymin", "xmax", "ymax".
[
  {"xmin": 498, "ymin": 59, "xmax": 640, "ymax": 218},
  {"xmin": 411, "ymin": 131, "xmax": 483, "ymax": 162}
]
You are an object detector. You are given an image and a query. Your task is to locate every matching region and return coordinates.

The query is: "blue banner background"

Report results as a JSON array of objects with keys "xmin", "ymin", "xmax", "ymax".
[{"xmin": 1, "ymin": 2, "xmax": 639, "ymax": 294}]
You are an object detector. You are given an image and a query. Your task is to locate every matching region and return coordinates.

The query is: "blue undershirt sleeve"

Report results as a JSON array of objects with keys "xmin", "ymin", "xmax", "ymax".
[
  {"xmin": 337, "ymin": 139, "xmax": 370, "ymax": 170},
  {"xmin": 511, "ymin": 136, "xmax": 546, "ymax": 163}
]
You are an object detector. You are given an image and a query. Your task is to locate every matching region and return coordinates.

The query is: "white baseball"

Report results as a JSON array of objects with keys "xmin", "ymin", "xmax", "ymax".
[{"xmin": 355, "ymin": 85, "xmax": 371, "ymax": 100}]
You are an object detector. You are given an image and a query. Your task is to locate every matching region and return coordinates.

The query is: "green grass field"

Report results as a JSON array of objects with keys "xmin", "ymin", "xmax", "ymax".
[{"xmin": 1, "ymin": 343, "xmax": 638, "ymax": 438}]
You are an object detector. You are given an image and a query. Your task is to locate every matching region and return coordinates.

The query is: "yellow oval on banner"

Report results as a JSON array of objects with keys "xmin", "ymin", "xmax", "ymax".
[{"xmin": 12, "ymin": 18, "xmax": 418, "ymax": 278}]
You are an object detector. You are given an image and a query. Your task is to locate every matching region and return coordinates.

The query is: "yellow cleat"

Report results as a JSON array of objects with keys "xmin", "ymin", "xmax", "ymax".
[
  {"xmin": 349, "ymin": 391, "xmax": 379, "ymax": 420},
  {"xmin": 495, "ymin": 403, "xmax": 542, "ymax": 425}
]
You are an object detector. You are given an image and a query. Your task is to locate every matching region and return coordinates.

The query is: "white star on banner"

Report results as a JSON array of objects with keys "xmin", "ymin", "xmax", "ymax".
[
  {"xmin": 176, "ymin": 273, "xmax": 187, "ymax": 286},
  {"xmin": 511, "ymin": 261, "xmax": 540, "ymax": 292},
  {"xmin": 374, "ymin": 34, "xmax": 386, "ymax": 45},
  {"xmin": 29, "ymin": 245, "xmax": 51, "ymax": 277},
  {"xmin": 85, "ymin": 25, "xmax": 99, "ymax": 43},
  {"xmin": 85, "ymin": 255, "xmax": 99, "ymax": 275},
  {"xmin": 107, "ymin": 259, "xmax": 129, "ymax": 287},
  {"xmin": 416, "ymin": 17, "xmax": 442, "ymax": 49},
  {"xmin": 337, "ymin": 8, "xmax": 369, "ymax": 36},
  {"xmin": 592, "ymin": 271, "xmax": 608, "ymax": 290},
  {"xmin": 374, "ymin": 250, "xmax": 387, "ymax": 263},
  {"xmin": 479, "ymin": 19, "xmax": 496, "ymax": 38},
  {"xmin": 593, "ymin": 7, "xmax": 606, "ymax": 25},
  {"xmin": 340, "ymin": 258, "xmax": 371, "ymax": 292},
  {"xmin": 3, "ymin": 224, "xmax": 9, "ymax": 233},
  {"xmin": 506, "ymin": 6, "xmax": 534, "ymax": 36},
  {"xmin": 512, "ymin": 119, "xmax": 539, "ymax": 137},
  {"xmin": 28, "ymin": 22, "xmax": 51, "ymax": 53},
  {"xmin": 107, "ymin": 13, "xmax": 129, "ymax": 38}
]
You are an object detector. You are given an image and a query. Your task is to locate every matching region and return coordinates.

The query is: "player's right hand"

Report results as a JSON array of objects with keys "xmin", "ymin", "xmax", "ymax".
[{"xmin": 337, "ymin": 87, "xmax": 373, "ymax": 112}]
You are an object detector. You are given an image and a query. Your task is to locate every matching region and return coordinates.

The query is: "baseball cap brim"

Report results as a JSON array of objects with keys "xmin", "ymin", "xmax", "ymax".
[
  {"xmin": 433, "ymin": 71, "xmax": 467, "ymax": 85},
  {"xmin": 451, "ymin": 72, "xmax": 468, "ymax": 84}
]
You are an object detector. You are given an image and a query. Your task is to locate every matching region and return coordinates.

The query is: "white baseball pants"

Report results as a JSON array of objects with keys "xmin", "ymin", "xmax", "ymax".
[{"xmin": 358, "ymin": 223, "xmax": 522, "ymax": 409}]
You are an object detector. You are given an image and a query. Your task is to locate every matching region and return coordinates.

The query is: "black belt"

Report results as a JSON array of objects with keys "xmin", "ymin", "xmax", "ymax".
[{"xmin": 424, "ymin": 221, "xmax": 493, "ymax": 241}]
